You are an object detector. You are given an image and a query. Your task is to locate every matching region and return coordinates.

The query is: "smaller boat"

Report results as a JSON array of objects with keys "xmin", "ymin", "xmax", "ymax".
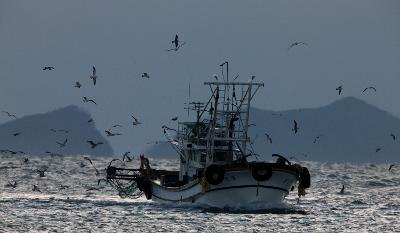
[{"xmin": 106, "ymin": 63, "xmax": 310, "ymax": 208}]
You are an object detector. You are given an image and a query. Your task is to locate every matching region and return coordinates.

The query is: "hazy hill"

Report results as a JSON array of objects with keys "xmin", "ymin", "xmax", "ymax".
[
  {"xmin": 146, "ymin": 97, "xmax": 400, "ymax": 163},
  {"xmin": 0, "ymin": 105, "xmax": 113, "ymax": 156}
]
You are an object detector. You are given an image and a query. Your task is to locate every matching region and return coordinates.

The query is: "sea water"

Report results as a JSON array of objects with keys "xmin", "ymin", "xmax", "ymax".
[{"xmin": 0, "ymin": 154, "xmax": 399, "ymax": 232}]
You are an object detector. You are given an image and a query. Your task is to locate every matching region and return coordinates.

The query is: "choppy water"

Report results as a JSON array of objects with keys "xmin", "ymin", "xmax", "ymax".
[{"xmin": 1, "ymin": 154, "xmax": 399, "ymax": 232}]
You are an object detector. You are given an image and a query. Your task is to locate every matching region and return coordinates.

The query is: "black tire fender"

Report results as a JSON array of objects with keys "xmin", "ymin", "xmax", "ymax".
[
  {"xmin": 251, "ymin": 163, "xmax": 273, "ymax": 182},
  {"xmin": 205, "ymin": 165, "xmax": 225, "ymax": 185}
]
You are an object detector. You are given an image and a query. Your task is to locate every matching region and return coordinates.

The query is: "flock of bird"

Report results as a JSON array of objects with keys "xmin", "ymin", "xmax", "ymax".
[
  {"xmin": 1, "ymin": 34, "xmax": 188, "ymax": 193},
  {"xmin": 1, "ymin": 36, "xmax": 397, "ymax": 196}
]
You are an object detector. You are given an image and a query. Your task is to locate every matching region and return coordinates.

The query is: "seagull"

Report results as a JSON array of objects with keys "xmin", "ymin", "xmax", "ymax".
[
  {"xmin": 131, "ymin": 115, "xmax": 142, "ymax": 126},
  {"xmin": 265, "ymin": 133, "xmax": 272, "ymax": 143},
  {"xmin": 375, "ymin": 147, "xmax": 382, "ymax": 153},
  {"xmin": 336, "ymin": 86, "xmax": 343, "ymax": 95},
  {"xmin": 292, "ymin": 120, "xmax": 299, "ymax": 134},
  {"xmin": 389, "ymin": 164, "xmax": 395, "ymax": 171},
  {"xmin": 339, "ymin": 185, "xmax": 345, "ymax": 194},
  {"xmin": 50, "ymin": 129, "xmax": 69, "ymax": 134},
  {"xmin": 3, "ymin": 111, "xmax": 17, "ymax": 119},
  {"xmin": 362, "ymin": 86, "xmax": 377, "ymax": 93},
  {"xmin": 288, "ymin": 42, "xmax": 308, "ymax": 49},
  {"xmin": 172, "ymin": 34, "xmax": 179, "ymax": 48},
  {"xmin": 166, "ymin": 34, "xmax": 186, "ymax": 51},
  {"xmin": 87, "ymin": 140, "xmax": 103, "ymax": 149},
  {"xmin": 83, "ymin": 97, "xmax": 97, "ymax": 105},
  {"xmin": 56, "ymin": 138, "xmax": 68, "ymax": 147},
  {"xmin": 5, "ymin": 181, "xmax": 17, "ymax": 188},
  {"xmin": 59, "ymin": 185, "xmax": 70, "ymax": 190},
  {"xmin": 171, "ymin": 117, "xmax": 178, "ymax": 121},
  {"xmin": 36, "ymin": 168, "xmax": 47, "ymax": 177},
  {"xmin": 74, "ymin": 82, "xmax": 82, "ymax": 88},
  {"xmin": 90, "ymin": 66, "xmax": 97, "ymax": 85},
  {"xmin": 83, "ymin": 156, "xmax": 100, "ymax": 175},
  {"xmin": 313, "ymin": 135, "xmax": 323, "ymax": 143},
  {"xmin": 141, "ymin": 72, "xmax": 150, "ymax": 79},
  {"xmin": 105, "ymin": 130, "xmax": 121, "ymax": 137},
  {"xmin": 122, "ymin": 152, "xmax": 132, "ymax": 162},
  {"xmin": 13, "ymin": 132, "xmax": 21, "ymax": 136},
  {"xmin": 32, "ymin": 185, "xmax": 42, "ymax": 192},
  {"xmin": 162, "ymin": 125, "xmax": 177, "ymax": 132},
  {"xmin": 390, "ymin": 133, "xmax": 396, "ymax": 141},
  {"xmin": 43, "ymin": 66, "xmax": 55, "ymax": 71}
]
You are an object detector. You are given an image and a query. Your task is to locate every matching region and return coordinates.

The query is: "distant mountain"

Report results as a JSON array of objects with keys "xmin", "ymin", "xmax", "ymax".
[
  {"xmin": 250, "ymin": 97, "xmax": 400, "ymax": 163},
  {"xmin": 0, "ymin": 105, "xmax": 113, "ymax": 156},
  {"xmin": 146, "ymin": 97, "xmax": 400, "ymax": 163}
]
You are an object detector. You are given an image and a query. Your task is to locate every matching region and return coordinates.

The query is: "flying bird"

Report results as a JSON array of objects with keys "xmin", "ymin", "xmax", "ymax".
[
  {"xmin": 339, "ymin": 185, "xmax": 345, "ymax": 194},
  {"xmin": 50, "ymin": 129, "xmax": 69, "ymax": 134},
  {"xmin": 43, "ymin": 66, "xmax": 55, "ymax": 71},
  {"xmin": 13, "ymin": 132, "xmax": 21, "ymax": 136},
  {"xmin": 375, "ymin": 147, "xmax": 382, "ymax": 153},
  {"xmin": 111, "ymin": 124, "xmax": 123, "ymax": 128},
  {"xmin": 88, "ymin": 118, "xmax": 94, "ymax": 123},
  {"xmin": 74, "ymin": 82, "xmax": 82, "ymax": 88},
  {"xmin": 171, "ymin": 117, "xmax": 178, "ymax": 121},
  {"xmin": 166, "ymin": 34, "xmax": 186, "ymax": 51},
  {"xmin": 122, "ymin": 152, "xmax": 133, "ymax": 162},
  {"xmin": 390, "ymin": 133, "xmax": 396, "ymax": 141},
  {"xmin": 264, "ymin": 133, "xmax": 272, "ymax": 143},
  {"xmin": 36, "ymin": 168, "xmax": 47, "ymax": 177},
  {"xmin": 83, "ymin": 97, "xmax": 97, "ymax": 105},
  {"xmin": 59, "ymin": 185, "xmax": 69, "ymax": 190},
  {"xmin": 32, "ymin": 185, "xmax": 42, "ymax": 193},
  {"xmin": 336, "ymin": 86, "xmax": 343, "ymax": 95},
  {"xmin": 131, "ymin": 115, "xmax": 142, "ymax": 126},
  {"xmin": 292, "ymin": 120, "xmax": 299, "ymax": 134},
  {"xmin": 389, "ymin": 164, "xmax": 395, "ymax": 171},
  {"xmin": 141, "ymin": 72, "xmax": 150, "ymax": 79},
  {"xmin": 288, "ymin": 42, "xmax": 308, "ymax": 49},
  {"xmin": 162, "ymin": 125, "xmax": 177, "ymax": 132},
  {"xmin": 90, "ymin": 66, "xmax": 97, "ymax": 85},
  {"xmin": 87, "ymin": 140, "xmax": 103, "ymax": 149},
  {"xmin": 313, "ymin": 135, "xmax": 323, "ymax": 143},
  {"xmin": 362, "ymin": 87, "xmax": 377, "ymax": 93},
  {"xmin": 172, "ymin": 34, "xmax": 179, "ymax": 48},
  {"xmin": 83, "ymin": 156, "xmax": 100, "ymax": 175},
  {"xmin": 212, "ymin": 74, "xmax": 218, "ymax": 81},
  {"xmin": 3, "ymin": 111, "xmax": 17, "ymax": 119},
  {"xmin": 5, "ymin": 181, "xmax": 17, "ymax": 188},
  {"xmin": 105, "ymin": 130, "xmax": 121, "ymax": 137},
  {"xmin": 56, "ymin": 138, "xmax": 68, "ymax": 147}
]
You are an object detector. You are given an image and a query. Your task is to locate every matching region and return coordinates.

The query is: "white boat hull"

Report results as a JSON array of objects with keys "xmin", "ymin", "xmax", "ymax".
[{"xmin": 150, "ymin": 169, "xmax": 298, "ymax": 208}]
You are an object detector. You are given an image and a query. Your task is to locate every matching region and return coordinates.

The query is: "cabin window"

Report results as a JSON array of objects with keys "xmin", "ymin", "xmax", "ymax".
[{"xmin": 215, "ymin": 151, "xmax": 227, "ymax": 162}]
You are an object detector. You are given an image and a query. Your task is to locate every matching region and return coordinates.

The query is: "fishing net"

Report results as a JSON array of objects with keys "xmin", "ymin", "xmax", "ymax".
[{"xmin": 104, "ymin": 159, "xmax": 143, "ymax": 199}]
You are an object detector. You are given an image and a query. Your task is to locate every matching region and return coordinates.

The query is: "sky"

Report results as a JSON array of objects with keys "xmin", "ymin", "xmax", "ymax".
[{"xmin": 0, "ymin": 0, "xmax": 399, "ymax": 156}]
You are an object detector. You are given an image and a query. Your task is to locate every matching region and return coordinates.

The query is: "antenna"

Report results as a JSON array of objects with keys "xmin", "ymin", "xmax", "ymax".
[{"xmin": 187, "ymin": 81, "xmax": 191, "ymax": 118}]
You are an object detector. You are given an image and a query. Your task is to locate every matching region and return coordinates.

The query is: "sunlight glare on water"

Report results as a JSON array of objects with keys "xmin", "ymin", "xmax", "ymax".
[{"xmin": 0, "ymin": 154, "xmax": 399, "ymax": 232}]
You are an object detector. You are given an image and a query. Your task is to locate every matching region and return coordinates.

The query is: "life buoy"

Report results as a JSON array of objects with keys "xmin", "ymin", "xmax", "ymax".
[
  {"xmin": 205, "ymin": 165, "xmax": 225, "ymax": 185},
  {"xmin": 251, "ymin": 163, "xmax": 272, "ymax": 182},
  {"xmin": 299, "ymin": 167, "xmax": 311, "ymax": 189}
]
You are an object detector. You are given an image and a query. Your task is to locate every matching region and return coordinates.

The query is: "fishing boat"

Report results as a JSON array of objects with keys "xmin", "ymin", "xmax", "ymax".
[{"xmin": 106, "ymin": 63, "xmax": 310, "ymax": 208}]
